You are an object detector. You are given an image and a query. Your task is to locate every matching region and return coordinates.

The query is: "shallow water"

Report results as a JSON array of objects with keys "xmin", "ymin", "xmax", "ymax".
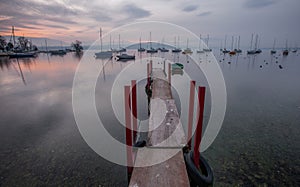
[{"xmin": 0, "ymin": 50, "xmax": 299, "ymax": 186}]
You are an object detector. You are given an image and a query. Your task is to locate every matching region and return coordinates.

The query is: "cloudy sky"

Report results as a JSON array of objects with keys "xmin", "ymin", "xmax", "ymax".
[{"xmin": 0, "ymin": 0, "xmax": 299, "ymax": 48}]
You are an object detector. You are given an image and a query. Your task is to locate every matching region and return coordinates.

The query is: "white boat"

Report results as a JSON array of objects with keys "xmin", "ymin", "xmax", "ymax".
[
  {"xmin": 95, "ymin": 28, "xmax": 112, "ymax": 59},
  {"xmin": 183, "ymin": 39, "xmax": 193, "ymax": 54}
]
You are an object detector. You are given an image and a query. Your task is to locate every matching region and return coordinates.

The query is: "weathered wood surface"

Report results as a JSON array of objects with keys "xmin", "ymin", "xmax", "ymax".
[
  {"xmin": 151, "ymin": 68, "xmax": 172, "ymax": 99},
  {"xmin": 129, "ymin": 149, "xmax": 189, "ymax": 187},
  {"xmin": 148, "ymin": 99, "xmax": 186, "ymax": 147},
  {"xmin": 129, "ymin": 68, "xmax": 189, "ymax": 187}
]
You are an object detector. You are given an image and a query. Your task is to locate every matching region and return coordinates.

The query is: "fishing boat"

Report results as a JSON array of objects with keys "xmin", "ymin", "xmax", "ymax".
[
  {"xmin": 182, "ymin": 39, "xmax": 193, "ymax": 54},
  {"xmin": 95, "ymin": 28, "xmax": 113, "ymax": 59},
  {"xmin": 197, "ymin": 34, "xmax": 204, "ymax": 53},
  {"xmin": 117, "ymin": 53, "xmax": 135, "ymax": 60},
  {"xmin": 9, "ymin": 51, "xmax": 37, "ymax": 58}
]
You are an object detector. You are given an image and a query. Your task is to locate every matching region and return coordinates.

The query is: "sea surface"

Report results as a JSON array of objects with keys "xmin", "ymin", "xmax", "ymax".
[{"xmin": 0, "ymin": 49, "xmax": 299, "ymax": 186}]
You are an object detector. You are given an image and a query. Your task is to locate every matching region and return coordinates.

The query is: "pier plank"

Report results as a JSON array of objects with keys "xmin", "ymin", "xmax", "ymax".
[{"xmin": 129, "ymin": 68, "xmax": 189, "ymax": 187}]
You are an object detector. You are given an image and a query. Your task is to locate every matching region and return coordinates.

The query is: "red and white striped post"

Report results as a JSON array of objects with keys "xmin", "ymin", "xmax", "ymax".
[
  {"xmin": 131, "ymin": 80, "xmax": 137, "ymax": 142},
  {"xmin": 193, "ymin": 86, "xmax": 206, "ymax": 169},
  {"xmin": 124, "ymin": 86, "xmax": 133, "ymax": 180},
  {"xmin": 187, "ymin": 80, "xmax": 196, "ymax": 148}
]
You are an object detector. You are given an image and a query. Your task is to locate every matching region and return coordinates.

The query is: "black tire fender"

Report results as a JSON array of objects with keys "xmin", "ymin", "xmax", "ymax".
[{"xmin": 184, "ymin": 150, "xmax": 214, "ymax": 186}]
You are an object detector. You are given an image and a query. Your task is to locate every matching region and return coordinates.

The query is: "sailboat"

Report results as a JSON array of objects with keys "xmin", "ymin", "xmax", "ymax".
[
  {"xmin": 283, "ymin": 40, "xmax": 289, "ymax": 56},
  {"xmin": 235, "ymin": 36, "xmax": 242, "ymax": 53},
  {"xmin": 255, "ymin": 35, "xmax": 262, "ymax": 54},
  {"xmin": 229, "ymin": 36, "xmax": 237, "ymax": 55},
  {"xmin": 117, "ymin": 34, "xmax": 126, "ymax": 53},
  {"xmin": 172, "ymin": 36, "xmax": 182, "ymax": 53},
  {"xmin": 159, "ymin": 38, "xmax": 169, "ymax": 52},
  {"xmin": 203, "ymin": 34, "xmax": 212, "ymax": 52},
  {"xmin": 247, "ymin": 34, "xmax": 256, "ymax": 55},
  {"xmin": 182, "ymin": 38, "xmax": 193, "ymax": 54},
  {"xmin": 95, "ymin": 28, "xmax": 113, "ymax": 59},
  {"xmin": 222, "ymin": 35, "xmax": 230, "ymax": 54},
  {"xmin": 197, "ymin": 34, "xmax": 204, "ymax": 53},
  {"xmin": 146, "ymin": 32, "xmax": 158, "ymax": 53},
  {"xmin": 270, "ymin": 38, "xmax": 276, "ymax": 54},
  {"xmin": 138, "ymin": 37, "xmax": 146, "ymax": 52}
]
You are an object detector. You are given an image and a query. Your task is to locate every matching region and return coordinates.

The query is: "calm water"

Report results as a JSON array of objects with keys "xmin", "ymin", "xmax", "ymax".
[{"xmin": 0, "ymin": 50, "xmax": 299, "ymax": 186}]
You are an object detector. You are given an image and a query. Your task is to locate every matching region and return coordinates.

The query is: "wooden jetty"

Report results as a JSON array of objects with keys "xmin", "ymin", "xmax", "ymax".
[{"xmin": 128, "ymin": 62, "xmax": 190, "ymax": 187}]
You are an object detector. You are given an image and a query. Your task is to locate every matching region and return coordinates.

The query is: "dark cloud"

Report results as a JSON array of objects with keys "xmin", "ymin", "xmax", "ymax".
[
  {"xmin": 0, "ymin": 0, "xmax": 78, "ymax": 31},
  {"xmin": 123, "ymin": 4, "xmax": 151, "ymax": 19},
  {"xmin": 244, "ymin": 0, "xmax": 278, "ymax": 8},
  {"xmin": 182, "ymin": 5, "xmax": 198, "ymax": 12},
  {"xmin": 89, "ymin": 10, "xmax": 112, "ymax": 22},
  {"xmin": 197, "ymin": 11, "xmax": 212, "ymax": 17}
]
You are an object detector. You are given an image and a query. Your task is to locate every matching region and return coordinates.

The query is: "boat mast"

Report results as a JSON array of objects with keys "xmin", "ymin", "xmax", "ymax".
[
  {"xmin": 238, "ymin": 36, "xmax": 240, "ymax": 50},
  {"xmin": 45, "ymin": 39, "xmax": 48, "ymax": 52},
  {"xmin": 250, "ymin": 33, "xmax": 253, "ymax": 50},
  {"xmin": 199, "ymin": 34, "xmax": 202, "ymax": 50},
  {"xmin": 150, "ymin": 32, "xmax": 152, "ymax": 48},
  {"xmin": 109, "ymin": 35, "xmax": 112, "ymax": 49},
  {"xmin": 272, "ymin": 38, "xmax": 276, "ymax": 50},
  {"xmin": 139, "ymin": 37, "xmax": 142, "ymax": 49},
  {"xmin": 118, "ymin": 34, "xmax": 121, "ymax": 49},
  {"xmin": 100, "ymin": 28, "xmax": 103, "ymax": 52},
  {"xmin": 224, "ymin": 35, "xmax": 227, "ymax": 50},
  {"xmin": 207, "ymin": 34, "xmax": 210, "ymax": 48},
  {"xmin": 231, "ymin": 36, "xmax": 234, "ymax": 50},
  {"xmin": 254, "ymin": 34, "xmax": 258, "ymax": 50}
]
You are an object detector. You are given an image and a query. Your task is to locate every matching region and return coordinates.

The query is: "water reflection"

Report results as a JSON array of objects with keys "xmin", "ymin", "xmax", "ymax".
[{"xmin": 0, "ymin": 49, "xmax": 299, "ymax": 186}]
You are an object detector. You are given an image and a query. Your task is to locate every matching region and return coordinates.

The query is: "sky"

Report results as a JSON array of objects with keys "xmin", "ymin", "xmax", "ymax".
[{"xmin": 0, "ymin": 0, "xmax": 299, "ymax": 48}]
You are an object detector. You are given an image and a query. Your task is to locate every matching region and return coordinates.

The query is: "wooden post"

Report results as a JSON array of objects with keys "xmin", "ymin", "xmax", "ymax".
[
  {"xmin": 125, "ymin": 86, "xmax": 133, "ymax": 180},
  {"xmin": 187, "ymin": 80, "xmax": 196, "ymax": 148},
  {"xmin": 193, "ymin": 86, "xmax": 206, "ymax": 169},
  {"xmin": 147, "ymin": 63, "xmax": 150, "ymax": 85},
  {"xmin": 168, "ymin": 63, "xmax": 171, "ymax": 85},
  {"xmin": 150, "ymin": 60, "xmax": 153, "ymax": 75},
  {"xmin": 131, "ymin": 80, "xmax": 137, "ymax": 142}
]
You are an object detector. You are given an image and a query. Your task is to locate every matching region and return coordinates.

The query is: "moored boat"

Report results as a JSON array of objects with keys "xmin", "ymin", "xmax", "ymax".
[{"xmin": 117, "ymin": 53, "xmax": 135, "ymax": 60}]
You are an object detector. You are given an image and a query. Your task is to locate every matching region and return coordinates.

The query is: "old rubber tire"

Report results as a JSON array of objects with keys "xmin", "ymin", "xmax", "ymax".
[{"xmin": 184, "ymin": 150, "xmax": 214, "ymax": 186}]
